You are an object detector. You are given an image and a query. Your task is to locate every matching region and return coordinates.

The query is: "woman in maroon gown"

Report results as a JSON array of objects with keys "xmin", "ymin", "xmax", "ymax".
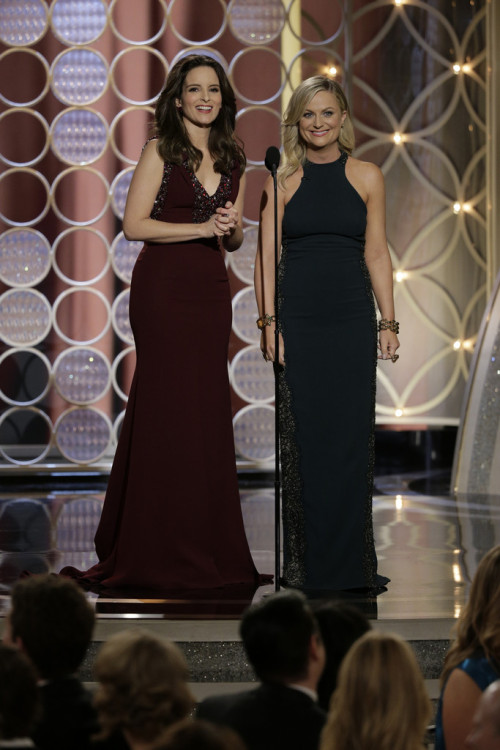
[{"xmin": 61, "ymin": 55, "xmax": 268, "ymax": 592}]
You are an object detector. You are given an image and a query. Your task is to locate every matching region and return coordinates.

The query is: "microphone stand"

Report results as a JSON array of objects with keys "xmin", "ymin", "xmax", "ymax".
[{"xmin": 270, "ymin": 160, "xmax": 281, "ymax": 592}]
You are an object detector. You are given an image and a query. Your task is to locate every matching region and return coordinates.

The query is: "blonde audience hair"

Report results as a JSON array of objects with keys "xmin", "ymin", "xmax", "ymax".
[
  {"xmin": 320, "ymin": 631, "xmax": 431, "ymax": 750},
  {"xmin": 93, "ymin": 629, "xmax": 195, "ymax": 744},
  {"xmin": 441, "ymin": 544, "xmax": 500, "ymax": 685},
  {"xmin": 278, "ymin": 75, "xmax": 355, "ymax": 189}
]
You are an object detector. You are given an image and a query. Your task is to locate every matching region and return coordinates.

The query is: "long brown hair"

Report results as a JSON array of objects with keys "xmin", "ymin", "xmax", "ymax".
[
  {"xmin": 441, "ymin": 545, "xmax": 500, "ymax": 685},
  {"xmin": 153, "ymin": 54, "xmax": 245, "ymax": 175}
]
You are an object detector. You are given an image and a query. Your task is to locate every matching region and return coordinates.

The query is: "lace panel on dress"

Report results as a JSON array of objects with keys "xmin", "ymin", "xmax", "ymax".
[{"xmin": 278, "ymin": 233, "xmax": 307, "ymax": 587}]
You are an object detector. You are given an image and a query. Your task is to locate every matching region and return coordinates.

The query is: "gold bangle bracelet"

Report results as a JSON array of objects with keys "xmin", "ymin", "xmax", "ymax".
[
  {"xmin": 256, "ymin": 314, "xmax": 276, "ymax": 330},
  {"xmin": 378, "ymin": 318, "xmax": 399, "ymax": 334}
]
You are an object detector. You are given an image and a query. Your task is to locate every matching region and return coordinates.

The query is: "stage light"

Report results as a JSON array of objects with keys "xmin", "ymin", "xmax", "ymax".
[{"xmin": 453, "ymin": 63, "xmax": 471, "ymax": 75}]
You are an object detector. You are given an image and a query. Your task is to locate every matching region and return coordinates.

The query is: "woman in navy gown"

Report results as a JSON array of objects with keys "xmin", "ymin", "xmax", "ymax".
[
  {"xmin": 255, "ymin": 76, "xmax": 399, "ymax": 593},
  {"xmin": 61, "ymin": 55, "xmax": 268, "ymax": 592}
]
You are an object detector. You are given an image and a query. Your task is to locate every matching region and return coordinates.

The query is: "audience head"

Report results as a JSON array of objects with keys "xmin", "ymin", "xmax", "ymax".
[
  {"xmin": 442, "ymin": 545, "xmax": 500, "ymax": 683},
  {"xmin": 239, "ymin": 589, "xmax": 324, "ymax": 686},
  {"xmin": 4, "ymin": 574, "xmax": 95, "ymax": 680},
  {"xmin": 152, "ymin": 719, "xmax": 247, "ymax": 750},
  {"xmin": 313, "ymin": 600, "xmax": 371, "ymax": 710},
  {"xmin": 466, "ymin": 681, "xmax": 500, "ymax": 750},
  {"xmin": 321, "ymin": 631, "xmax": 431, "ymax": 750},
  {"xmin": 93, "ymin": 629, "xmax": 194, "ymax": 747},
  {"xmin": 0, "ymin": 642, "xmax": 39, "ymax": 740}
]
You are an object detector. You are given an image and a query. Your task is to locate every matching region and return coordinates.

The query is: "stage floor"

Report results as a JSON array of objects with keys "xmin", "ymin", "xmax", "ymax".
[{"xmin": 0, "ymin": 469, "xmax": 499, "ymax": 623}]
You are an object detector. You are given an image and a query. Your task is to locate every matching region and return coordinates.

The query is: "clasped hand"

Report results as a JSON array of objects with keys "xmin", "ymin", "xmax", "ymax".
[{"xmin": 209, "ymin": 201, "xmax": 238, "ymax": 237}]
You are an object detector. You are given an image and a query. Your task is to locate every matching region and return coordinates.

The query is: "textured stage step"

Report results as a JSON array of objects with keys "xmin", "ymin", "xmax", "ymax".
[{"xmin": 79, "ymin": 615, "xmax": 453, "ymax": 703}]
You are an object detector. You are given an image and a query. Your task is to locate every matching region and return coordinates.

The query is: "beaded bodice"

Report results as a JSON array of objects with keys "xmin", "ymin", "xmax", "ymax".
[{"xmin": 150, "ymin": 160, "xmax": 233, "ymax": 223}]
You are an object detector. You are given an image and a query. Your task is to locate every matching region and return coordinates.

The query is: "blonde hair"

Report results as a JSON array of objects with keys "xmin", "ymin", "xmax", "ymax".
[
  {"xmin": 93, "ymin": 629, "xmax": 194, "ymax": 743},
  {"xmin": 279, "ymin": 76, "xmax": 355, "ymax": 189},
  {"xmin": 441, "ymin": 545, "xmax": 500, "ymax": 685},
  {"xmin": 320, "ymin": 631, "xmax": 431, "ymax": 750}
]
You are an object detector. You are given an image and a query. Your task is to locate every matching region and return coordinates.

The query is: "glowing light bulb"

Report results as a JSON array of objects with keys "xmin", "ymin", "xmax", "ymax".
[
  {"xmin": 395, "ymin": 270, "xmax": 408, "ymax": 283},
  {"xmin": 453, "ymin": 340, "xmax": 462, "ymax": 350},
  {"xmin": 453, "ymin": 63, "xmax": 461, "ymax": 74},
  {"xmin": 463, "ymin": 202, "xmax": 471, "ymax": 213},
  {"xmin": 328, "ymin": 66, "xmax": 338, "ymax": 77},
  {"xmin": 453, "ymin": 564, "xmax": 462, "ymax": 583},
  {"xmin": 395, "ymin": 495, "xmax": 403, "ymax": 510},
  {"xmin": 393, "ymin": 132, "xmax": 403, "ymax": 144},
  {"xmin": 395, "ymin": 408, "xmax": 403, "ymax": 418},
  {"xmin": 453, "ymin": 202, "xmax": 461, "ymax": 214},
  {"xmin": 394, "ymin": 0, "xmax": 403, "ymax": 5}
]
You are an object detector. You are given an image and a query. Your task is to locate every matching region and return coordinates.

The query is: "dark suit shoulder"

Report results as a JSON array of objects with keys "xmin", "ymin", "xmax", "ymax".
[{"xmin": 197, "ymin": 684, "xmax": 326, "ymax": 750}]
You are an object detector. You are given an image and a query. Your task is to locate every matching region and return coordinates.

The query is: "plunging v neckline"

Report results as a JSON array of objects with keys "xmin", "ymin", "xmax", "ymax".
[{"xmin": 193, "ymin": 171, "xmax": 222, "ymax": 198}]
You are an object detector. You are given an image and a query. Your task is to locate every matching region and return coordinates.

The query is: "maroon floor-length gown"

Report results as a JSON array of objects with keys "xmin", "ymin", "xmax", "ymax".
[{"xmin": 61, "ymin": 155, "xmax": 265, "ymax": 592}]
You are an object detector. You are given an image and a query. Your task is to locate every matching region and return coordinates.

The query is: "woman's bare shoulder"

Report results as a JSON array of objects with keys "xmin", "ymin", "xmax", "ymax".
[{"xmin": 347, "ymin": 155, "xmax": 382, "ymax": 179}]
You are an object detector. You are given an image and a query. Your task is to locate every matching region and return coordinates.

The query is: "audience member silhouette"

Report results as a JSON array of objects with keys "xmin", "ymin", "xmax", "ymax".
[
  {"xmin": 197, "ymin": 590, "xmax": 326, "ymax": 750},
  {"xmin": 92, "ymin": 629, "xmax": 194, "ymax": 750},
  {"xmin": 312, "ymin": 600, "xmax": 371, "ymax": 710},
  {"xmin": 153, "ymin": 719, "xmax": 247, "ymax": 750},
  {"xmin": 3, "ymin": 574, "xmax": 97, "ymax": 750},
  {"xmin": 436, "ymin": 545, "xmax": 500, "ymax": 750},
  {"xmin": 466, "ymin": 681, "xmax": 500, "ymax": 750},
  {"xmin": 320, "ymin": 631, "xmax": 431, "ymax": 750},
  {"xmin": 0, "ymin": 643, "xmax": 40, "ymax": 749}
]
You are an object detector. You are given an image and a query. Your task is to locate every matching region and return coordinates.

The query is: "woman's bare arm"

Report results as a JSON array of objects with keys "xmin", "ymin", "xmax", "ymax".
[{"xmin": 122, "ymin": 140, "xmax": 227, "ymax": 244}]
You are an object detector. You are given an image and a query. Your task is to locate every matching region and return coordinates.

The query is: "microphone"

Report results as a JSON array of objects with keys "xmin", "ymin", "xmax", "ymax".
[{"xmin": 265, "ymin": 146, "xmax": 281, "ymax": 175}]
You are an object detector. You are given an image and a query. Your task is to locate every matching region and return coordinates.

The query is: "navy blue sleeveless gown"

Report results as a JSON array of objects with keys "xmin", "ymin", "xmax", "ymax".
[{"xmin": 279, "ymin": 151, "xmax": 389, "ymax": 591}]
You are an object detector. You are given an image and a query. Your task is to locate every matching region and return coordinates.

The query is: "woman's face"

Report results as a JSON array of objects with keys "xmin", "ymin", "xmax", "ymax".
[
  {"xmin": 176, "ymin": 66, "xmax": 222, "ymax": 128},
  {"xmin": 298, "ymin": 90, "xmax": 346, "ymax": 152}
]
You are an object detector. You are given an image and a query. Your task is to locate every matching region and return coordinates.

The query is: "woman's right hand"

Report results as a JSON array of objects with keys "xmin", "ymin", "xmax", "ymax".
[
  {"xmin": 203, "ymin": 213, "xmax": 233, "ymax": 238},
  {"xmin": 261, "ymin": 327, "xmax": 285, "ymax": 366}
]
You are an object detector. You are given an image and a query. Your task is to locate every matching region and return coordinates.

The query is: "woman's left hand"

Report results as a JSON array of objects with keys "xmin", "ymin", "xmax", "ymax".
[
  {"xmin": 214, "ymin": 201, "xmax": 238, "ymax": 236},
  {"xmin": 378, "ymin": 330, "xmax": 400, "ymax": 362}
]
